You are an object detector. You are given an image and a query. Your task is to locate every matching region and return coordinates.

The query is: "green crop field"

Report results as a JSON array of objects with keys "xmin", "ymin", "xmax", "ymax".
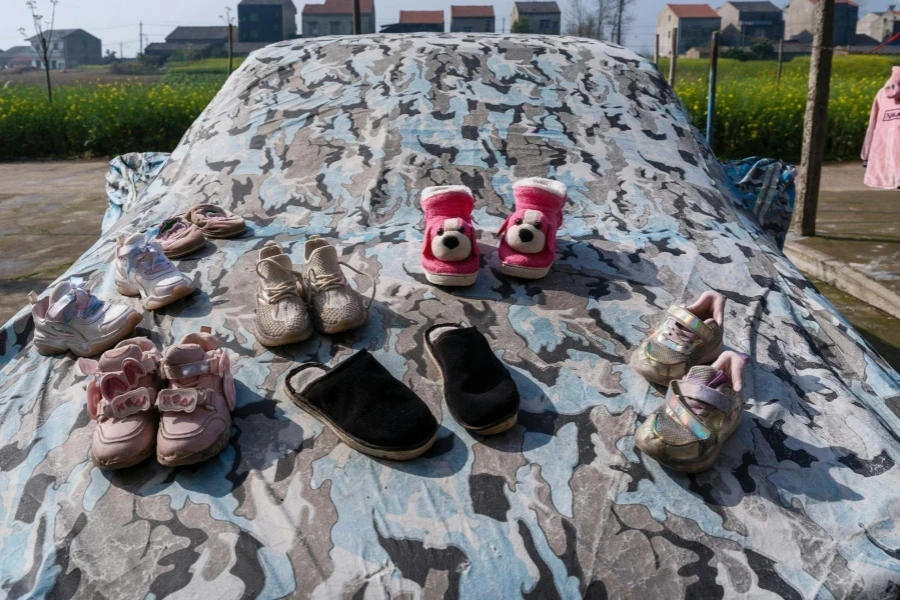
[
  {"xmin": 658, "ymin": 55, "xmax": 896, "ymax": 161},
  {"xmin": 0, "ymin": 54, "xmax": 896, "ymax": 161}
]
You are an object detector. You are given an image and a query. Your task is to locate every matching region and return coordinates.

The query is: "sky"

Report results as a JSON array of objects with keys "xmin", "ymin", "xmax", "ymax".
[{"xmin": 1, "ymin": 0, "xmax": 895, "ymax": 58}]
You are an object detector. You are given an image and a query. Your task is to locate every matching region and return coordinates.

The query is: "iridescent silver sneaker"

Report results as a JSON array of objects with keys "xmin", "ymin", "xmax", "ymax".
[
  {"xmin": 635, "ymin": 351, "xmax": 748, "ymax": 473},
  {"xmin": 254, "ymin": 241, "xmax": 313, "ymax": 346},
  {"xmin": 630, "ymin": 291, "xmax": 725, "ymax": 386},
  {"xmin": 303, "ymin": 237, "xmax": 373, "ymax": 335}
]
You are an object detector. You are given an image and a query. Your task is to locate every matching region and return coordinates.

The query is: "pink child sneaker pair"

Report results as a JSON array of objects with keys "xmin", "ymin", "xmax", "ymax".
[
  {"xmin": 420, "ymin": 177, "xmax": 567, "ymax": 286},
  {"xmin": 78, "ymin": 327, "xmax": 236, "ymax": 469}
]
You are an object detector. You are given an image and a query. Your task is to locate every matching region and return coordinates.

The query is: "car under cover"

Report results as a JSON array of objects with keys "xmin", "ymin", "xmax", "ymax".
[{"xmin": 1, "ymin": 34, "xmax": 900, "ymax": 599}]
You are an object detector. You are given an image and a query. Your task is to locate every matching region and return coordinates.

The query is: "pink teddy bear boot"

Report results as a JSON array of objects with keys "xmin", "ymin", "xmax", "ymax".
[
  {"xmin": 497, "ymin": 177, "xmax": 568, "ymax": 279},
  {"xmin": 78, "ymin": 337, "xmax": 162, "ymax": 470},
  {"xmin": 420, "ymin": 185, "xmax": 480, "ymax": 286}
]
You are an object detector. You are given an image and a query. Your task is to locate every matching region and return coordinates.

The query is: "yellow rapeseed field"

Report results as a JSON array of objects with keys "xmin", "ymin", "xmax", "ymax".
[{"xmin": 0, "ymin": 55, "xmax": 896, "ymax": 160}]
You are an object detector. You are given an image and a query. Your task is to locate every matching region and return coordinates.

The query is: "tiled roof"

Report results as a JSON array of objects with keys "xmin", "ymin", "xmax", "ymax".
[
  {"xmin": 166, "ymin": 26, "xmax": 230, "ymax": 41},
  {"xmin": 399, "ymin": 10, "xmax": 444, "ymax": 24},
  {"xmin": 514, "ymin": 2, "xmax": 561, "ymax": 14},
  {"xmin": 239, "ymin": 0, "xmax": 295, "ymax": 5},
  {"xmin": 667, "ymin": 4, "xmax": 720, "ymax": 18},
  {"xmin": 451, "ymin": 5, "xmax": 495, "ymax": 18},
  {"xmin": 726, "ymin": 1, "xmax": 782, "ymax": 12},
  {"xmin": 302, "ymin": 0, "xmax": 375, "ymax": 15}
]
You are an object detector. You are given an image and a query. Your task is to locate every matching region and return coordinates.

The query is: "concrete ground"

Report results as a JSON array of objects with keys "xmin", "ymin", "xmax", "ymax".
[
  {"xmin": 791, "ymin": 163, "xmax": 900, "ymax": 301},
  {"xmin": 0, "ymin": 160, "xmax": 109, "ymax": 321}
]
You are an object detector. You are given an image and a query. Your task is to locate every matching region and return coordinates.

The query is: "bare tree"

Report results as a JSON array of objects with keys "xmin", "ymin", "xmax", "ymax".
[
  {"xmin": 610, "ymin": 0, "xmax": 635, "ymax": 45},
  {"xmin": 565, "ymin": 0, "xmax": 606, "ymax": 39},
  {"xmin": 19, "ymin": 0, "xmax": 58, "ymax": 104}
]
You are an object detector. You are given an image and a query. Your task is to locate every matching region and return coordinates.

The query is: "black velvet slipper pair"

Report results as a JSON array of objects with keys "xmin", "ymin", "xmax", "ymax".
[{"xmin": 282, "ymin": 324, "xmax": 519, "ymax": 460}]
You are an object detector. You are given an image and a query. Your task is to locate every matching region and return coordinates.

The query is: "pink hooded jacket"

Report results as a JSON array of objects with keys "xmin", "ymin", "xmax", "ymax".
[{"xmin": 862, "ymin": 66, "xmax": 900, "ymax": 189}]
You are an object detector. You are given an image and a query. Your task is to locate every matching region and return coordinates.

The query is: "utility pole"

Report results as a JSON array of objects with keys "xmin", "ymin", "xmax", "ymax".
[
  {"xmin": 352, "ymin": 0, "xmax": 361, "ymax": 34},
  {"xmin": 119, "ymin": 41, "xmax": 123, "ymax": 59},
  {"xmin": 668, "ymin": 27, "xmax": 678, "ymax": 87},
  {"xmin": 776, "ymin": 39, "xmax": 783, "ymax": 85},
  {"xmin": 706, "ymin": 31, "xmax": 719, "ymax": 147},
  {"xmin": 139, "ymin": 21, "xmax": 143, "ymax": 56},
  {"xmin": 792, "ymin": 0, "xmax": 835, "ymax": 237},
  {"xmin": 222, "ymin": 7, "xmax": 234, "ymax": 75}
]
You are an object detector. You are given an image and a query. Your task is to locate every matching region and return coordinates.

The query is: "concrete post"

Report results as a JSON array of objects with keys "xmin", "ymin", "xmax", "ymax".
[
  {"xmin": 793, "ymin": 0, "xmax": 835, "ymax": 237},
  {"xmin": 668, "ymin": 27, "xmax": 678, "ymax": 87}
]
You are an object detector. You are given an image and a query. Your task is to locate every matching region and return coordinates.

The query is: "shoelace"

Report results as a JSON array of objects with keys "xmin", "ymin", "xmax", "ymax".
[
  {"xmin": 122, "ymin": 241, "xmax": 170, "ymax": 278},
  {"xmin": 256, "ymin": 258, "xmax": 306, "ymax": 304},
  {"xmin": 306, "ymin": 262, "xmax": 376, "ymax": 309},
  {"xmin": 55, "ymin": 284, "xmax": 104, "ymax": 330},
  {"xmin": 661, "ymin": 317, "xmax": 698, "ymax": 348}
]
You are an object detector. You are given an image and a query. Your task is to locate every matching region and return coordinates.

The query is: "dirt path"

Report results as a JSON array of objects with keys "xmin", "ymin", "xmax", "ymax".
[{"xmin": 0, "ymin": 160, "xmax": 109, "ymax": 321}]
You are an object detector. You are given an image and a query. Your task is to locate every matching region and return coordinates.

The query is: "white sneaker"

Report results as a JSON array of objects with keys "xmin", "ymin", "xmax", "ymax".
[
  {"xmin": 115, "ymin": 232, "xmax": 196, "ymax": 310},
  {"xmin": 303, "ymin": 237, "xmax": 372, "ymax": 334},
  {"xmin": 30, "ymin": 280, "xmax": 143, "ymax": 357}
]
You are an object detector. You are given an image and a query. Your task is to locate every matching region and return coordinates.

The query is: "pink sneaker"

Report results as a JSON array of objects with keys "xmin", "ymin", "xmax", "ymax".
[
  {"xmin": 156, "ymin": 327, "xmax": 235, "ymax": 466},
  {"xmin": 497, "ymin": 178, "xmax": 567, "ymax": 279},
  {"xmin": 420, "ymin": 186, "xmax": 480, "ymax": 286},
  {"xmin": 78, "ymin": 337, "xmax": 161, "ymax": 470},
  {"xmin": 186, "ymin": 203, "xmax": 246, "ymax": 239},
  {"xmin": 155, "ymin": 216, "xmax": 207, "ymax": 259}
]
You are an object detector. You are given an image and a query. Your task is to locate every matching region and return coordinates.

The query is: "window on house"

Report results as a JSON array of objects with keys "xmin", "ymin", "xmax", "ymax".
[
  {"xmin": 53, "ymin": 42, "xmax": 59, "ymax": 50},
  {"xmin": 250, "ymin": 12, "xmax": 258, "ymax": 21},
  {"xmin": 309, "ymin": 22, "xmax": 319, "ymax": 35},
  {"xmin": 540, "ymin": 19, "xmax": 551, "ymax": 29},
  {"xmin": 668, "ymin": 15, "xmax": 671, "ymax": 22},
  {"xmin": 51, "ymin": 60, "xmax": 57, "ymax": 69},
  {"xmin": 250, "ymin": 30, "xmax": 259, "ymax": 39},
  {"xmin": 330, "ymin": 21, "xmax": 341, "ymax": 34},
  {"xmin": 487, "ymin": 20, "xmax": 492, "ymax": 29},
  {"xmin": 464, "ymin": 25, "xmax": 473, "ymax": 32}
]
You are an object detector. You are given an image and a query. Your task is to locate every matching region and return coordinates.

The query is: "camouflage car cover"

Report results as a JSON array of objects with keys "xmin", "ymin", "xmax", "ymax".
[{"xmin": 2, "ymin": 34, "xmax": 900, "ymax": 599}]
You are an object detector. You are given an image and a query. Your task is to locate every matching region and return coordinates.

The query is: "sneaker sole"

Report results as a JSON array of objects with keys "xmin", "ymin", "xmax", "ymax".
[
  {"xmin": 424, "ymin": 333, "xmax": 518, "ymax": 436},
  {"xmin": 157, "ymin": 423, "xmax": 232, "ymax": 467},
  {"xmin": 117, "ymin": 281, "xmax": 196, "ymax": 311},
  {"xmin": 499, "ymin": 263, "xmax": 551, "ymax": 279},
  {"xmin": 424, "ymin": 271, "xmax": 478, "ymax": 287},
  {"xmin": 164, "ymin": 239, "xmax": 208, "ymax": 259},
  {"xmin": 34, "ymin": 311, "xmax": 144, "ymax": 358},
  {"xmin": 282, "ymin": 379, "xmax": 439, "ymax": 460},
  {"xmin": 92, "ymin": 442, "xmax": 155, "ymax": 470},
  {"xmin": 255, "ymin": 323, "xmax": 314, "ymax": 347},
  {"xmin": 201, "ymin": 224, "xmax": 246, "ymax": 239}
]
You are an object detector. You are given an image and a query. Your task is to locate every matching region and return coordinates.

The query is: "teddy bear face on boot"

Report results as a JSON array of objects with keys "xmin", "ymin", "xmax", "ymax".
[
  {"xmin": 430, "ymin": 217, "xmax": 473, "ymax": 262},
  {"xmin": 504, "ymin": 209, "xmax": 548, "ymax": 254}
]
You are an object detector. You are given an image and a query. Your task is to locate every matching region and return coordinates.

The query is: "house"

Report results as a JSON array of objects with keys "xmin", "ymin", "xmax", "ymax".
[
  {"xmin": 511, "ymin": 2, "xmax": 561, "ymax": 35},
  {"xmin": 717, "ymin": 1, "xmax": 784, "ymax": 46},
  {"xmin": 380, "ymin": 11, "xmax": 444, "ymax": 33},
  {"xmin": 27, "ymin": 29, "xmax": 101, "ymax": 69},
  {"xmin": 656, "ymin": 4, "xmax": 721, "ymax": 56},
  {"xmin": 145, "ymin": 26, "xmax": 232, "ymax": 60},
  {"xmin": 857, "ymin": 6, "xmax": 900, "ymax": 43},
  {"xmin": 450, "ymin": 6, "xmax": 496, "ymax": 32},
  {"xmin": 784, "ymin": 0, "xmax": 858, "ymax": 46},
  {"xmin": 302, "ymin": 0, "xmax": 376, "ymax": 36},
  {"xmin": 0, "ymin": 46, "xmax": 38, "ymax": 69},
  {"xmin": 238, "ymin": 0, "xmax": 297, "ymax": 43}
]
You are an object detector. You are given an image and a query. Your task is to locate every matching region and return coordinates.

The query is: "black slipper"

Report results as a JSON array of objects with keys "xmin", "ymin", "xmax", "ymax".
[
  {"xmin": 283, "ymin": 350, "xmax": 439, "ymax": 460},
  {"xmin": 425, "ymin": 324, "xmax": 520, "ymax": 435}
]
